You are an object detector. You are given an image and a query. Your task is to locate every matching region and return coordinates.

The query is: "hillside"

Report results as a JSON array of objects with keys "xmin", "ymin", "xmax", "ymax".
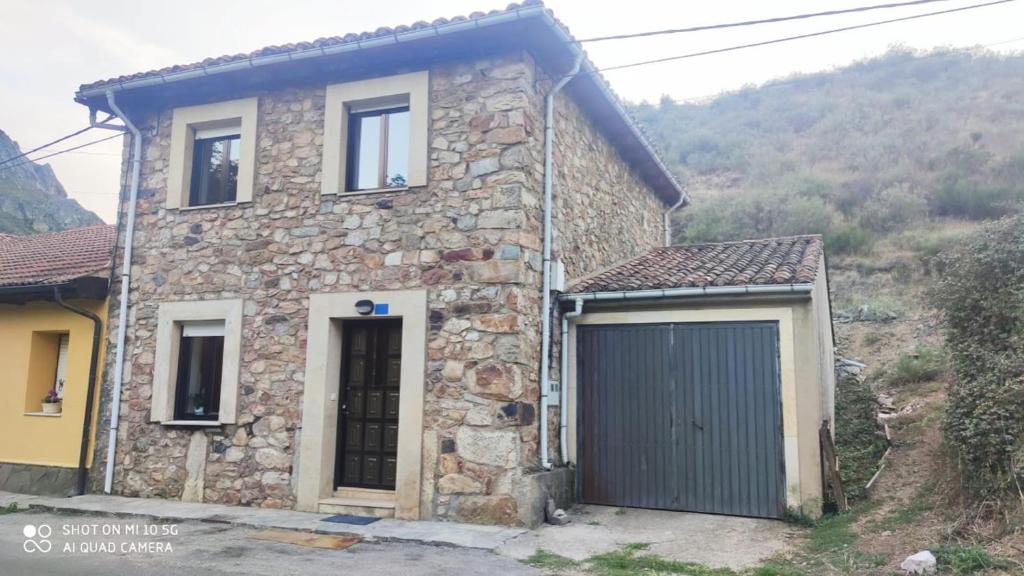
[
  {"xmin": 0, "ymin": 129, "xmax": 102, "ymax": 234},
  {"xmin": 635, "ymin": 48, "xmax": 1024, "ymax": 249},
  {"xmin": 633, "ymin": 48, "xmax": 1024, "ymax": 571}
]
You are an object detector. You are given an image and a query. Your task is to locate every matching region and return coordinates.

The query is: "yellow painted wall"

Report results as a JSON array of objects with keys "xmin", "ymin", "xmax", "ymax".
[{"xmin": 0, "ymin": 299, "xmax": 107, "ymax": 468}]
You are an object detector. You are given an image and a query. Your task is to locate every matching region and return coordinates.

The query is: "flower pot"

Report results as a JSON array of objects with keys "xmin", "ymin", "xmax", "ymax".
[{"xmin": 41, "ymin": 402, "xmax": 62, "ymax": 415}]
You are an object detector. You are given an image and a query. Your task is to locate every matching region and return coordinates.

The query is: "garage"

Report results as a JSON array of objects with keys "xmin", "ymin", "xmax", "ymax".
[
  {"xmin": 577, "ymin": 321, "xmax": 785, "ymax": 518},
  {"xmin": 562, "ymin": 236, "xmax": 835, "ymax": 519}
]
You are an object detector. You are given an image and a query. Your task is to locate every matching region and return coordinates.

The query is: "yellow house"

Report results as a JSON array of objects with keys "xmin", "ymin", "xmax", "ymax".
[{"xmin": 0, "ymin": 225, "xmax": 114, "ymax": 496}]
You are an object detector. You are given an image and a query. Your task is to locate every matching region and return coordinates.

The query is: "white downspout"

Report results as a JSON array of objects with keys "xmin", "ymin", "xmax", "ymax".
[
  {"xmin": 100, "ymin": 90, "xmax": 142, "ymax": 494},
  {"xmin": 663, "ymin": 192, "xmax": 686, "ymax": 246},
  {"xmin": 540, "ymin": 54, "xmax": 584, "ymax": 470},
  {"xmin": 559, "ymin": 298, "xmax": 584, "ymax": 464}
]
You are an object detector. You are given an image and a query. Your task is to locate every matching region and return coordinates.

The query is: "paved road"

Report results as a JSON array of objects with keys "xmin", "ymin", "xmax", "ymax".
[{"xmin": 0, "ymin": 510, "xmax": 538, "ymax": 576}]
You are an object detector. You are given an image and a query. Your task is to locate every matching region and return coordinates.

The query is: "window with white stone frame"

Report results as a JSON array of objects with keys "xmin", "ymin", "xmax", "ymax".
[
  {"xmin": 321, "ymin": 71, "xmax": 428, "ymax": 195},
  {"xmin": 151, "ymin": 300, "xmax": 242, "ymax": 426},
  {"xmin": 167, "ymin": 98, "xmax": 258, "ymax": 209}
]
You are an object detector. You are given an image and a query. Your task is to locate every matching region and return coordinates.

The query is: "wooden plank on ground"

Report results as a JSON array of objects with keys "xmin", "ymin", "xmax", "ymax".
[{"xmin": 248, "ymin": 529, "xmax": 361, "ymax": 550}]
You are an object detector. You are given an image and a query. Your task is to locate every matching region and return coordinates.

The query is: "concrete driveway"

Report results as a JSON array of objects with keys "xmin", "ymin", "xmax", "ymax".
[
  {"xmin": 498, "ymin": 505, "xmax": 797, "ymax": 570},
  {"xmin": 0, "ymin": 510, "xmax": 537, "ymax": 576}
]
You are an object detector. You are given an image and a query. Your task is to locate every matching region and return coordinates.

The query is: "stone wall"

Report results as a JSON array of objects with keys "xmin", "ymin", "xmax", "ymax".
[
  {"xmin": 550, "ymin": 88, "xmax": 667, "ymax": 280},
  {"xmin": 89, "ymin": 50, "xmax": 668, "ymax": 526}
]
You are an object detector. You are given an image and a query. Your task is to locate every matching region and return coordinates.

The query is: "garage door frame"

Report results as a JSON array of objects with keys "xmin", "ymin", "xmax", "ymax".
[{"xmin": 566, "ymin": 306, "xmax": 803, "ymax": 512}]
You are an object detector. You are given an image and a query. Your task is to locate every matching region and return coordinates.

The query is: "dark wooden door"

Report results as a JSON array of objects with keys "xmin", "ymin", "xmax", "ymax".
[
  {"xmin": 336, "ymin": 319, "xmax": 402, "ymax": 490},
  {"xmin": 577, "ymin": 322, "xmax": 786, "ymax": 519}
]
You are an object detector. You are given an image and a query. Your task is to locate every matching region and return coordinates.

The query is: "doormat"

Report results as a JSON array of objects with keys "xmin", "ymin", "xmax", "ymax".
[
  {"xmin": 249, "ymin": 529, "xmax": 361, "ymax": 550},
  {"xmin": 322, "ymin": 514, "xmax": 381, "ymax": 525}
]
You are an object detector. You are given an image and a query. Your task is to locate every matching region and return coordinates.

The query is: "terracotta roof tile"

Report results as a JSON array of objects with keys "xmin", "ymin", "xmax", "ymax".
[
  {"xmin": 0, "ymin": 225, "xmax": 116, "ymax": 287},
  {"xmin": 569, "ymin": 236, "xmax": 823, "ymax": 293}
]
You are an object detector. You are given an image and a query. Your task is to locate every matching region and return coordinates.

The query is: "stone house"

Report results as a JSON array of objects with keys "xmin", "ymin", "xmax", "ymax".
[
  {"xmin": 73, "ymin": 2, "xmax": 835, "ymax": 526},
  {"xmin": 73, "ymin": 2, "xmax": 682, "ymax": 526}
]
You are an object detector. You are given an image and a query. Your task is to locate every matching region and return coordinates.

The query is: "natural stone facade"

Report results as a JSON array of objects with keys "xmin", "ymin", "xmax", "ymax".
[{"xmin": 90, "ymin": 50, "xmax": 667, "ymax": 526}]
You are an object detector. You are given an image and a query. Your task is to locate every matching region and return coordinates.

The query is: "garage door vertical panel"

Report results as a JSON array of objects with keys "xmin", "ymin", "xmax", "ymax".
[{"xmin": 579, "ymin": 325, "xmax": 671, "ymax": 508}]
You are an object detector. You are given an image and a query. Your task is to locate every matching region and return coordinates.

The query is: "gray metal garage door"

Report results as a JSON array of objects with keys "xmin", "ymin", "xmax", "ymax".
[{"xmin": 577, "ymin": 321, "xmax": 785, "ymax": 519}]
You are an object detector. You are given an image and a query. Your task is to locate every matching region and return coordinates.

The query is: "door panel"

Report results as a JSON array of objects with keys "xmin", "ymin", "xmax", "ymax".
[
  {"xmin": 336, "ymin": 319, "xmax": 403, "ymax": 490},
  {"xmin": 578, "ymin": 322, "xmax": 785, "ymax": 519}
]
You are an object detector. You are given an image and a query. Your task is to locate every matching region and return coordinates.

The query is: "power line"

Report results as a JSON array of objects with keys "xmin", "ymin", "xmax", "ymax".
[
  {"xmin": 0, "ymin": 126, "xmax": 95, "ymax": 168},
  {"xmin": 579, "ymin": 0, "xmax": 953, "ymax": 43},
  {"xmin": 0, "ymin": 132, "xmax": 122, "ymax": 174},
  {"xmin": 596, "ymin": 0, "xmax": 1016, "ymax": 73},
  {"xmin": 669, "ymin": 36, "xmax": 1024, "ymax": 103}
]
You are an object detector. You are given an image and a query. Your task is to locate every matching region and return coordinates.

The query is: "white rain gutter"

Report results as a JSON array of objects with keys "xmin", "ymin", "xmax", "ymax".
[
  {"xmin": 558, "ymin": 283, "xmax": 814, "ymax": 303},
  {"xmin": 540, "ymin": 53, "xmax": 584, "ymax": 471},
  {"xmin": 95, "ymin": 90, "xmax": 142, "ymax": 494},
  {"xmin": 559, "ymin": 298, "xmax": 584, "ymax": 464}
]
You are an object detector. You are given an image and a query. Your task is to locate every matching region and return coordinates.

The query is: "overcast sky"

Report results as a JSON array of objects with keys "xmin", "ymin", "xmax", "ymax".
[{"xmin": 2, "ymin": 0, "xmax": 1022, "ymax": 223}]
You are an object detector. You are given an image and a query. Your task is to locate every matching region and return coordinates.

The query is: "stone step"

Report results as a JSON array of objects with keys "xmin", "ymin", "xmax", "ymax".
[
  {"xmin": 333, "ymin": 487, "xmax": 395, "ymax": 502},
  {"xmin": 317, "ymin": 497, "xmax": 396, "ymax": 518}
]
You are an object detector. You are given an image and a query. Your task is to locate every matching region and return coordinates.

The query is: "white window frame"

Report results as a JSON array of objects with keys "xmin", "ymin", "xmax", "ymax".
[
  {"xmin": 54, "ymin": 333, "xmax": 70, "ymax": 399},
  {"xmin": 167, "ymin": 98, "xmax": 258, "ymax": 209},
  {"xmin": 152, "ymin": 299, "xmax": 243, "ymax": 425},
  {"xmin": 321, "ymin": 71, "xmax": 429, "ymax": 195}
]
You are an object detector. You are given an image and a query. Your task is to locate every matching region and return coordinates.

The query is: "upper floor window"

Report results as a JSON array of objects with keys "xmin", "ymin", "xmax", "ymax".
[
  {"xmin": 347, "ymin": 106, "xmax": 410, "ymax": 191},
  {"xmin": 322, "ymin": 71, "xmax": 428, "ymax": 195},
  {"xmin": 168, "ymin": 98, "xmax": 257, "ymax": 209},
  {"xmin": 189, "ymin": 128, "xmax": 240, "ymax": 206}
]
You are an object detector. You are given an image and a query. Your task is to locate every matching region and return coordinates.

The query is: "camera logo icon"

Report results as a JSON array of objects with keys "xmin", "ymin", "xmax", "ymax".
[{"xmin": 22, "ymin": 524, "xmax": 52, "ymax": 553}]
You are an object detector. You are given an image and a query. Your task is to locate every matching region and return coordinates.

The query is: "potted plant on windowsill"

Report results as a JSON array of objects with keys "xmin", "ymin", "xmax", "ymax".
[{"xmin": 41, "ymin": 388, "xmax": 62, "ymax": 415}]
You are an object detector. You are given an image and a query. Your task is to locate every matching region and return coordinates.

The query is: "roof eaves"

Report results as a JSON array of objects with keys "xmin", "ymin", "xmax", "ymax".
[{"xmin": 74, "ymin": 3, "xmax": 685, "ymax": 205}]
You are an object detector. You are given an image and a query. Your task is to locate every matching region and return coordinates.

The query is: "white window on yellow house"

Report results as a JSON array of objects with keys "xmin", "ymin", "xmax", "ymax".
[
  {"xmin": 54, "ymin": 333, "xmax": 69, "ymax": 399},
  {"xmin": 25, "ymin": 331, "xmax": 69, "ymax": 414}
]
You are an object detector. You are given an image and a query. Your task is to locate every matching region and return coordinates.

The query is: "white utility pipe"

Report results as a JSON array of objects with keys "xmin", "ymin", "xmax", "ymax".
[
  {"xmin": 540, "ymin": 53, "xmax": 584, "ymax": 471},
  {"xmin": 663, "ymin": 193, "xmax": 686, "ymax": 246},
  {"xmin": 559, "ymin": 298, "xmax": 584, "ymax": 465},
  {"xmin": 101, "ymin": 90, "xmax": 142, "ymax": 494}
]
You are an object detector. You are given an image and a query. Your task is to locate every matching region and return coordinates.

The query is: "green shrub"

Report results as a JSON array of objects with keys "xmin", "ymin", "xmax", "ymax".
[
  {"xmin": 929, "ymin": 215, "xmax": 1024, "ymax": 496},
  {"xmin": 933, "ymin": 544, "xmax": 1014, "ymax": 574},
  {"xmin": 859, "ymin": 185, "xmax": 928, "ymax": 233},
  {"xmin": 835, "ymin": 373, "xmax": 888, "ymax": 500},
  {"xmin": 824, "ymin": 223, "xmax": 871, "ymax": 255},
  {"xmin": 928, "ymin": 175, "xmax": 1024, "ymax": 220},
  {"xmin": 884, "ymin": 346, "xmax": 946, "ymax": 387}
]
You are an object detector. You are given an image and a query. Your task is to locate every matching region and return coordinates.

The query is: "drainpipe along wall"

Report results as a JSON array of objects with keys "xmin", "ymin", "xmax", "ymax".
[
  {"xmin": 559, "ymin": 298, "xmax": 584, "ymax": 464},
  {"xmin": 539, "ymin": 54, "xmax": 584, "ymax": 471},
  {"xmin": 93, "ymin": 90, "xmax": 142, "ymax": 494},
  {"xmin": 52, "ymin": 285, "xmax": 103, "ymax": 496}
]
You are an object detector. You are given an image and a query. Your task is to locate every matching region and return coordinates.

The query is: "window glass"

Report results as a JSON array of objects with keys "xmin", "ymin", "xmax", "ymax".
[
  {"xmin": 353, "ymin": 115, "xmax": 381, "ymax": 191},
  {"xmin": 190, "ymin": 135, "xmax": 239, "ymax": 206},
  {"xmin": 174, "ymin": 332, "xmax": 224, "ymax": 420},
  {"xmin": 54, "ymin": 334, "xmax": 69, "ymax": 399},
  {"xmin": 346, "ymin": 107, "xmax": 410, "ymax": 191},
  {"xmin": 385, "ymin": 110, "xmax": 409, "ymax": 188}
]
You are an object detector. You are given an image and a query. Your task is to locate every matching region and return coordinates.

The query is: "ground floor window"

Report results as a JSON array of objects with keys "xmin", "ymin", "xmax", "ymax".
[{"xmin": 174, "ymin": 321, "xmax": 224, "ymax": 421}]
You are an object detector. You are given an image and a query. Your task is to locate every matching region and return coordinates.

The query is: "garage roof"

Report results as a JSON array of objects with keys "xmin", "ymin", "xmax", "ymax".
[
  {"xmin": 569, "ymin": 236, "xmax": 823, "ymax": 293},
  {"xmin": 0, "ymin": 225, "xmax": 115, "ymax": 288}
]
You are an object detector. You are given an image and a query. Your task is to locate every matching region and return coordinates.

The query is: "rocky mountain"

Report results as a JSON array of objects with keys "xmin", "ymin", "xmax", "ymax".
[{"xmin": 0, "ymin": 129, "xmax": 103, "ymax": 234}]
